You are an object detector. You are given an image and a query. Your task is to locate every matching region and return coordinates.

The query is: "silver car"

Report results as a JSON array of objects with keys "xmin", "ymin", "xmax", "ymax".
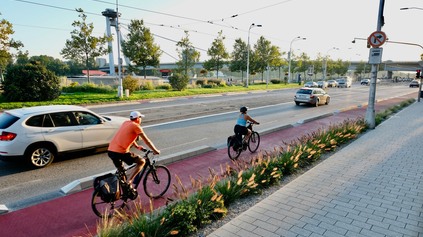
[{"xmin": 294, "ymin": 88, "xmax": 331, "ymax": 107}]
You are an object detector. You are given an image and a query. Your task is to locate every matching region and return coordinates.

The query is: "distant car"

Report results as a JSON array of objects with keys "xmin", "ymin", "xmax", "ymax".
[
  {"xmin": 304, "ymin": 81, "xmax": 318, "ymax": 88},
  {"xmin": 409, "ymin": 80, "xmax": 420, "ymax": 88},
  {"xmin": 317, "ymin": 81, "xmax": 328, "ymax": 88},
  {"xmin": 361, "ymin": 79, "xmax": 370, "ymax": 85},
  {"xmin": 337, "ymin": 77, "xmax": 352, "ymax": 88},
  {"xmin": 294, "ymin": 87, "xmax": 330, "ymax": 107},
  {"xmin": 327, "ymin": 80, "xmax": 338, "ymax": 87},
  {"xmin": 0, "ymin": 105, "xmax": 127, "ymax": 168}
]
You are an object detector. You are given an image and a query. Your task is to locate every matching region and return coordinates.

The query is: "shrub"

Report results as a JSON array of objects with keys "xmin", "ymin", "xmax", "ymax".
[
  {"xmin": 69, "ymin": 81, "xmax": 79, "ymax": 87},
  {"xmin": 140, "ymin": 81, "xmax": 155, "ymax": 90},
  {"xmin": 155, "ymin": 84, "xmax": 172, "ymax": 90},
  {"xmin": 122, "ymin": 75, "xmax": 140, "ymax": 93},
  {"xmin": 169, "ymin": 73, "xmax": 189, "ymax": 91},
  {"xmin": 2, "ymin": 62, "xmax": 61, "ymax": 102},
  {"xmin": 196, "ymin": 79, "xmax": 207, "ymax": 86},
  {"xmin": 162, "ymin": 200, "xmax": 198, "ymax": 236},
  {"xmin": 62, "ymin": 83, "xmax": 114, "ymax": 93},
  {"xmin": 207, "ymin": 79, "xmax": 223, "ymax": 86},
  {"xmin": 271, "ymin": 79, "xmax": 281, "ymax": 84}
]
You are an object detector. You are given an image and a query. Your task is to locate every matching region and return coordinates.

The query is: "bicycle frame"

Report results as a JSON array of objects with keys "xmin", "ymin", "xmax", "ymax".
[
  {"xmin": 131, "ymin": 156, "xmax": 152, "ymax": 189},
  {"xmin": 234, "ymin": 122, "xmax": 255, "ymax": 145}
]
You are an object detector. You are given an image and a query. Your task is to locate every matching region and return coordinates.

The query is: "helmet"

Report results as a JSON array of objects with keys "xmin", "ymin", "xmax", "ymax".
[
  {"xmin": 240, "ymin": 106, "xmax": 248, "ymax": 113},
  {"xmin": 129, "ymin": 111, "xmax": 145, "ymax": 120}
]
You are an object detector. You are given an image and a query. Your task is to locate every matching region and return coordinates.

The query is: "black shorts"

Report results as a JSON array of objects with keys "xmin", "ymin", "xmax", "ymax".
[
  {"xmin": 234, "ymin": 124, "xmax": 248, "ymax": 136},
  {"xmin": 108, "ymin": 151, "xmax": 140, "ymax": 171}
]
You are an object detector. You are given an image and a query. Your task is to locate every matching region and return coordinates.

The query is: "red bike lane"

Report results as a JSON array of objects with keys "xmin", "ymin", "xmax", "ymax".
[{"xmin": 0, "ymin": 95, "xmax": 413, "ymax": 237}]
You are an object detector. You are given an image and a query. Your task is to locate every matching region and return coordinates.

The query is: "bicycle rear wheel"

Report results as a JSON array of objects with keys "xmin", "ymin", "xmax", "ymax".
[
  {"xmin": 248, "ymin": 132, "xmax": 260, "ymax": 153},
  {"xmin": 228, "ymin": 141, "xmax": 241, "ymax": 160},
  {"xmin": 143, "ymin": 165, "xmax": 171, "ymax": 198},
  {"xmin": 91, "ymin": 190, "xmax": 127, "ymax": 218}
]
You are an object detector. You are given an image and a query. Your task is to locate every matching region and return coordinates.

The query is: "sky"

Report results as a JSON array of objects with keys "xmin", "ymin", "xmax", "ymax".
[{"xmin": 2, "ymin": 0, "xmax": 423, "ymax": 65}]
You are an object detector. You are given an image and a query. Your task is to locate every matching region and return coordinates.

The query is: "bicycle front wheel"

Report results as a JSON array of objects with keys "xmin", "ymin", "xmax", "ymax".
[
  {"xmin": 91, "ymin": 190, "xmax": 127, "ymax": 218},
  {"xmin": 143, "ymin": 165, "xmax": 171, "ymax": 198},
  {"xmin": 248, "ymin": 132, "xmax": 260, "ymax": 153}
]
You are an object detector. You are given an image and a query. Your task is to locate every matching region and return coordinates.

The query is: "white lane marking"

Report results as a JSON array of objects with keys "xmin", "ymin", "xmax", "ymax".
[
  {"xmin": 161, "ymin": 138, "xmax": 208, "ymax": 151},
  {"xmin": 141, "ymin": 102, "xmax": 292, "ymax": 128}
]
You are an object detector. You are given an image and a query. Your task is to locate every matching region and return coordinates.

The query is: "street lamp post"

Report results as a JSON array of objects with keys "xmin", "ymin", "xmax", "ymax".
[
  {"xmin": 323, "ymin": 47, "xmax": 339, "ymax": 81},
  {"xmin": 288, "ymin": 36, "xmax": 306, "ymax": 83},
  {"xmin": 246, "ymin": 23, "xmax": 262, "ymax": 88}
]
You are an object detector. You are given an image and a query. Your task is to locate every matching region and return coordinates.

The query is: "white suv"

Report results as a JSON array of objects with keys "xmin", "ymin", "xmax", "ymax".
[{"xmin": 0, "ymin": 105, "xmax": 126, "ymax": 168}]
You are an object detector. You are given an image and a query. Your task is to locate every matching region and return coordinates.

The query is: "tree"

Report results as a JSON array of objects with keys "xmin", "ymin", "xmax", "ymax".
[
  {"xmin": 295, "ymin": 53, "xmax": 311, "ymax": 80},
  {"xmin": 2, "ymin": 62, "xmax": 60, "ymax": 102},
  {"xmin": 203, "ymin": 31, "xmax": 229, "ymax": 79},
  {"xmin": 176, "ymin": 31, "xmax": 200, "ymax": 76},
  {"xmin": 60, "ymin": 9, "xmax": 111, "ymax": 83},
  {"xmin": 354, "ymin": 61, "xmax": 371, "ymax": 78},
  {"xmin": 121, "ymin": 19, "xmax": 161, "ymax": 78},
  {"xmin": 229, "ymin": 38, "xmax": 248, "ymax": 81},
  {"xmin": 65, "ymin": 60, "xmax": 86, "ymax": 76},
  {"xmin": 251, "ymin": 36, "xmax": 282, "ymax": 81},
  {"xmin": 0, "ymin": 13, "xmax": 23, "ymax": 81},
  {"xmin": 19, "ymin": 55, "xmax": 69, "ymax": 76}
]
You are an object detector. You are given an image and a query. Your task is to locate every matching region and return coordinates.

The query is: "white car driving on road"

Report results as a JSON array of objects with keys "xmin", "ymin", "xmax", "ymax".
[{"xmin": 0, "ymin": 105, "xmax": 126, "ymax": 168}]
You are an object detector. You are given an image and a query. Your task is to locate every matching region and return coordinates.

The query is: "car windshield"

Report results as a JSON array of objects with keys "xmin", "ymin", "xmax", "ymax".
[
  {"xmin": 0, "ymin": 112, "xmax": 20, "ymax": 129},
  {"xmin": 297, "ymin": 89, "xmax": 312, "ymax": 94}
]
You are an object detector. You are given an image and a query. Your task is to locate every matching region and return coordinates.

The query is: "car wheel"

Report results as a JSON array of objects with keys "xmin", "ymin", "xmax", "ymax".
[
  {"xmin": 315, "ymin": 99, "xmax": 319, "ymax": 107},
  {"xmin": 25, "ymin": 144, "xmax": 56, "ymax": 168},
  {"xmin": 295, "ymin": 101, "xmax": 300, "ymax": 106},
  {"xmin": 325, "ymin": 97, "xmax": 330, "ymax": 105}
]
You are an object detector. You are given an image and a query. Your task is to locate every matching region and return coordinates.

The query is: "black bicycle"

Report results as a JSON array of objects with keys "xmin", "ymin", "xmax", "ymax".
[
  {"xmin": 227, "ymin": 122, "xmax": 260, "ymax": 160},
  {"xmin": 91, "ymin": 149, "xmax": 171, "ymax": 218}
]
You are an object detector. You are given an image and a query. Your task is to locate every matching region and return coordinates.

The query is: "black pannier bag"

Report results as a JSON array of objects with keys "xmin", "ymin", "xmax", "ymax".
[{"xmin": 93, "ymin": 173, "xmax": 121, "ymax": 202}]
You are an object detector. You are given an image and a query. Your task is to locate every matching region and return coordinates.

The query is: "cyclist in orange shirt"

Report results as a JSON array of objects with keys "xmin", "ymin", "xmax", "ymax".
[{"xmin": 108, "ymin": 111, "xmax": 160, "ymax": 186}]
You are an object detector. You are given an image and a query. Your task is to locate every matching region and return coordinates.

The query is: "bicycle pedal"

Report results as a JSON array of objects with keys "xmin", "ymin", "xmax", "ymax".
[{"xmin": 128, "ymin": 187, "xmax": 138, "ymax": 200}]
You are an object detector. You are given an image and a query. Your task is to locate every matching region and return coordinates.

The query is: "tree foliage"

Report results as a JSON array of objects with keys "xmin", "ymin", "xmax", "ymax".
[
  {"xmin": 229, "ymin": 38, "xmax": 247, "ymax": 80},
  {"xmin": 15, "ymin": 53, "xmax": 70, "ymax": 76},
  {"xmin": 203, "ymin": 31, "xmax": 229, "ymax": 79},
  {"xmin": 121, "ymin": 19, "xmax": 161, "ymax": 78},
  {"xmin": 60, "ymin": 9, "xmax": 111, "ymax": 83},
  {"xmin": 176, "ymin": 31, "xmax": 200, "ymax": 76},
  {"xmin": 2, "ymin": 62, "xmax": 60, "ymax": 102},
  {"xmin": 252, "ymin": 36, "xmax": 282, "ymax": 81},
  {"xmin": 0, "ymin": 13, "xmax": 23, "ymax": 81}
]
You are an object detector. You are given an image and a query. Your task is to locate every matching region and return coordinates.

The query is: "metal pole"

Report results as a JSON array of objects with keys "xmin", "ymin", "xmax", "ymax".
[
  {"xmin": 365, "ymin": 0, "xmax": 385, "ymax": 129},
  {"xmin": 116, "ymin": 0, "xmax": 123, "ymax": 98},
  {"xmin": 246, "ymin": 25, "xmax": 252, "ymax": 88},
  {"xmin": 288, "ymin": 37, "xmax": 306, "ymax": 83},
  {"xmin": 246, "ymin": 23, "xmax": 262, "ymax": 88}
]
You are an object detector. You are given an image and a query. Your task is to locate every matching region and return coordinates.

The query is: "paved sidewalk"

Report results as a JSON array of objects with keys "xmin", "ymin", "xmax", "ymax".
[{"xmin": 209, "ymin": 101, "xmax": 423, "ymax": 237}]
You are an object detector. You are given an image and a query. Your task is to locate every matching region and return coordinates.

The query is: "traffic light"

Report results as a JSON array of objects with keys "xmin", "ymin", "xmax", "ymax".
[{"xmin": 416, "ymin": 70, "xmax": 421, "ymax": 79}]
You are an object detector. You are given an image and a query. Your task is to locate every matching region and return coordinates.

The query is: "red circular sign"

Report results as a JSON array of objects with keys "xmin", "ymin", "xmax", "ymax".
[{"xmin": 368, "ymin": 31, "xmax": 387, "ymax": 48}]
